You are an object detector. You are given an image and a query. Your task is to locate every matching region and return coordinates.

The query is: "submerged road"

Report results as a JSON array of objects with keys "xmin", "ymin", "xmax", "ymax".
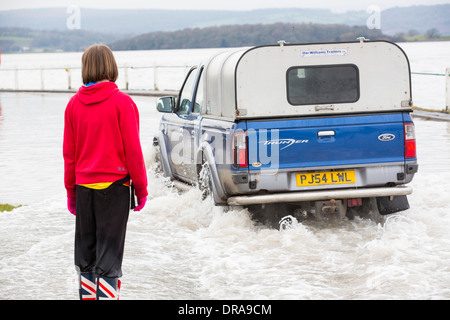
[{"xmin": 0, "ymin": 92, "xmax": 449, "ymax": 300}]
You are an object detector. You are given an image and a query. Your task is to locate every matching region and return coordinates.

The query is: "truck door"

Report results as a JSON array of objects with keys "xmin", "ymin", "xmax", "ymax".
[
  {"xmin": 166, "ymin": 67, "xmax": 198, "ymax": 178},
  {"xmin": 183, "ymin": 67, "xmax": 204, "ymax": 182}
]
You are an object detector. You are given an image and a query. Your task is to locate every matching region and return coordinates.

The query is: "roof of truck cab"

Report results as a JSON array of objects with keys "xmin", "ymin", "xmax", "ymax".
[{"xmin": 202, "ymin": 40, "xmax": 412, "ymax": 120}]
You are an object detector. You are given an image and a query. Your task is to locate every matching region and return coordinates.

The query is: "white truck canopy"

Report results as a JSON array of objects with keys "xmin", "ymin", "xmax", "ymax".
[{"xmin": 203, "ymin": 40, "xmax": 412, "ymax": 120}]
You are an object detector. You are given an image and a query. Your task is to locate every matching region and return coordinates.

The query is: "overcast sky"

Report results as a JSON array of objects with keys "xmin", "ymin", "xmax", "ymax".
[{"xmin": 1, "ymin": 0, "xmax": 449, "ymax": 12}]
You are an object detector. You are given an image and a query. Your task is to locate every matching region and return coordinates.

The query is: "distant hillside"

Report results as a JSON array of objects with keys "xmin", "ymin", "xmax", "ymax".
[
  {"xmin": 108, "ymin": 23, "xmax": 401, "ymax": 51},
  {"xmin": 381, "ymin": 5, "xmax": 450, "ymax": 36},
  {"xmin": 0, "ymin": 27, "xmax": 129, "ymax": 52},
  {"xmin": 1, "ymin": 5, "xmax": 448, "ymax": 53},
  {"xmin": 0, "ymin": 5, "xmax": 448, "ymax": 36}
]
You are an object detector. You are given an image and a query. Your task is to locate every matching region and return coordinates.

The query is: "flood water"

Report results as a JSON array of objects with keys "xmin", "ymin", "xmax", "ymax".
[{"xmin": 0, "ymin": 91, "xmax": 449, "ymax": 300}]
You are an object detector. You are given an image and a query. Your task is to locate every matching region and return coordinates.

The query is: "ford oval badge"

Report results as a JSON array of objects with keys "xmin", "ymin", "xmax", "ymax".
[{"xmin": 378, "ymin": 133, "xmax": 396, "ymax": 142}]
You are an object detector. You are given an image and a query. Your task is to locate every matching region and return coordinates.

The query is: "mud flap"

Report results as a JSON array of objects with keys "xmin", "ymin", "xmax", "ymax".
[{"xmin": 376, "ymin": 195, "xmax": 410, "ymax": 215}]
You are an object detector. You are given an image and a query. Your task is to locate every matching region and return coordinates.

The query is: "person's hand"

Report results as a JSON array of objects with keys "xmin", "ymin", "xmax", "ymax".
[
  {"xmin": 134, "ymin": 197, "xmax": 147, "ymax": 211},
  {"xmin": 67, "ymin": 197, "xmax": 76, "ymax": 215}
]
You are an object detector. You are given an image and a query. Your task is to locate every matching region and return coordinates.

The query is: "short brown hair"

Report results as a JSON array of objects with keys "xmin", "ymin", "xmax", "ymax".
[{"xmin": 82, "ymin": 44, "xmax": 118, "ymax": 84}]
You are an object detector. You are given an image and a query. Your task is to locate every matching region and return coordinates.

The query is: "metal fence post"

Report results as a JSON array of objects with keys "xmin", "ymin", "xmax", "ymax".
[
  {"xmin": 446, "ymin": 67, "xmax": 450, "ymax": 113},
  {"xmin": 40, "ymin": 66, "xmax": 45, "ymax": 90},
  {"xmin": 14, "ymin": 66, "xmax": 19, "ymax": 90},
  {"xmin": 124, "ymin": 64, "xmax": 129, "ymax": 90},
  {"xmin": 66, "ymin": 68, "xmax": 72, "ymax": 90},
  {"xmin": 154, "ymin": 63, "xmax": 159, "ymax": 91}
]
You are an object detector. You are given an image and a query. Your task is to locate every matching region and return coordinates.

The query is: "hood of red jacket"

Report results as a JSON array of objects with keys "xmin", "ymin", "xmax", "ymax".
[{"xmin": 76, "ymin": 81, "xmax": 119, "ymax": 105}]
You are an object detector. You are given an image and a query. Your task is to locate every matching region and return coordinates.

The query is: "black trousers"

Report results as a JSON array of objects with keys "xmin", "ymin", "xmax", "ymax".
[{"xmin": 75, "ymin": 181, "xmax": 130, "ymax": 278}]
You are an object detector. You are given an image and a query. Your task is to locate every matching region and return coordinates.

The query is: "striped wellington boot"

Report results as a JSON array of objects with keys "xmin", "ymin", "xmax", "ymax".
[
  {"xmin": 79, "ymin": 272, "xmax": 96, "ymax": 300},
  {"xmin": 96, "ymin": 276, "xmax": 121, "ymax": 300}
]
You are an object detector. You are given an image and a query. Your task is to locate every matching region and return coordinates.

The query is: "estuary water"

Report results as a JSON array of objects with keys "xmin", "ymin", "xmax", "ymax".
[{"xmin": 0, "ymin": 42, "xmax": 449, "ymax": 300}]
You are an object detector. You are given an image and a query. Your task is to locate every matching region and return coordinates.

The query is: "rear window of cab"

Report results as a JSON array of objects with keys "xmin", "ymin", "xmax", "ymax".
[{"xmin": 287, "ymin": 64, "xmax": 360, "ymax": 105}]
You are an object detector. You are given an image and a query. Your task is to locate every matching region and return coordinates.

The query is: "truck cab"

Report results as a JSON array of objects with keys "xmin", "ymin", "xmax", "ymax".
[{"xmin": 154, "ymin": 39, "xmax": 418, "ymax": 221}]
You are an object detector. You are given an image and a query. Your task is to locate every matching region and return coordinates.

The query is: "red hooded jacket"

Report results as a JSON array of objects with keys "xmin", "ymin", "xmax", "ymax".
[{"xmin": 63, "ymin": 82, "xmax": 148, "ymax": 199}]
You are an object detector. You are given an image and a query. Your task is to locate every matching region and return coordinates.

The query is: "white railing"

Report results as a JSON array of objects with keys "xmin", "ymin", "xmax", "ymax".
[
  {"xmin": 1, "ymin": 65, "xmax": 449, "ymax": 111},
  {"xmin": 411, "ymin": 68, "xmax": 450, "ymax": 113},
  {"xmin": 0, "ymin": 64, "xmax": 191, "ymax": 93}
]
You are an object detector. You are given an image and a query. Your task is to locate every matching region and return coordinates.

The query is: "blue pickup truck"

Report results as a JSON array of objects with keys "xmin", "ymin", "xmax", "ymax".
[{"xmin": 154, "ymin": 39, "xmax": 418, "ymax": 221}]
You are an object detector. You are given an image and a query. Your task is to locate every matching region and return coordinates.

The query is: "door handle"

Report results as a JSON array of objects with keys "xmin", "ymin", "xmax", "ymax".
[{"xmin": 318, "ymin": 130, "xmax": 335, "ymax": 137}]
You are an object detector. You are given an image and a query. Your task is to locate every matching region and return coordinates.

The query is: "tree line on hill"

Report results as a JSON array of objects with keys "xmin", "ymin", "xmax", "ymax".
[
  {"xmin": 108, "ymin": 23, "xmax": 402, "ymax": 51},
  {"xmin": 0, "ymin": 22, "xmax": 441, "ymax": 53}
]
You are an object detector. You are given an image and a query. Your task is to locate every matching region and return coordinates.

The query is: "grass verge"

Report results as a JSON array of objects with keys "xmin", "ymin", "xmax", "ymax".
[{"xmin": 0, "ymin": 204, "xmax": 22, "ymax": 212}]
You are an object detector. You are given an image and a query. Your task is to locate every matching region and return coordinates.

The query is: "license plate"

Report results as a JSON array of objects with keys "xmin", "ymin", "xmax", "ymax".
[{"xmin": 296, "ymin": 170, "xmax": 356, "ymax": 187}]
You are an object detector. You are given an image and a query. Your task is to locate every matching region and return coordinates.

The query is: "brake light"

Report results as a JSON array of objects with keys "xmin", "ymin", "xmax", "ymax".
[
  {"xmin": 232, "ymin": 131, "xmax": 248, "ymax": 168},
  {"xmin": 404, "ymin": 123, "xmax": 416, "ymax": 159}
]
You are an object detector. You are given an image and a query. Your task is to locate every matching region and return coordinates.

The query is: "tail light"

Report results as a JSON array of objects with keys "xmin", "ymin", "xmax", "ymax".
[
  {"xmin": 232, "ymin": 131, "xmax": 248, "ymax": 168},
  {"xmin": 404, "ymin": 123, "xmax": 416, "ymax": 159},
  {"xmin": 348, "ymin": 198, "xmax": 362, "ymax": 207}
]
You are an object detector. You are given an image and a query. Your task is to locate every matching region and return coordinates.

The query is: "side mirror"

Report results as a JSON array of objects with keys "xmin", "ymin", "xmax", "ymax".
[{"xmin": 156, "ymin": 96, "xmax": 175, "ymax": 113}]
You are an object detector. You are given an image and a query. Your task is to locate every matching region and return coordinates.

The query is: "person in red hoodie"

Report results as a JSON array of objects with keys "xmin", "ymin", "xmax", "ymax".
[{"xmin": 63, "ymin": 44, "xmax": 148, "ymax": 300}]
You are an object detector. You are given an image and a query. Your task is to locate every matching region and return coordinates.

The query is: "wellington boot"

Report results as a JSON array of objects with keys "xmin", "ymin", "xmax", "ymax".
[
  {"xmin": 96, "ymin": 276, "xmax": 121, "ymax": 300},
  {"xmin": 79, "ymin": 272, "xmax": 96, "ymax": 300}
]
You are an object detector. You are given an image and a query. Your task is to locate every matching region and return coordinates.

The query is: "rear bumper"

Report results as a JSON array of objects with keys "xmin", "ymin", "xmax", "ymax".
[{"xmin": 227, "ymin": 186, "xmax": 412, "ymax": 206}]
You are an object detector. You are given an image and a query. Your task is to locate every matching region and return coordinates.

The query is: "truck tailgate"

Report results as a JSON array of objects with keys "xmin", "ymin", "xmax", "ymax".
[{"xmin": 246, "ymin": 113, "xmax": 406, "ymax": 170}]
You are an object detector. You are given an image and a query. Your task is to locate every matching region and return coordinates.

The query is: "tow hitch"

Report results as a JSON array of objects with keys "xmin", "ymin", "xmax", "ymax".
[{"xmin": 314, "ymin": 199, "xmax": 346, "ymax": 219}]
